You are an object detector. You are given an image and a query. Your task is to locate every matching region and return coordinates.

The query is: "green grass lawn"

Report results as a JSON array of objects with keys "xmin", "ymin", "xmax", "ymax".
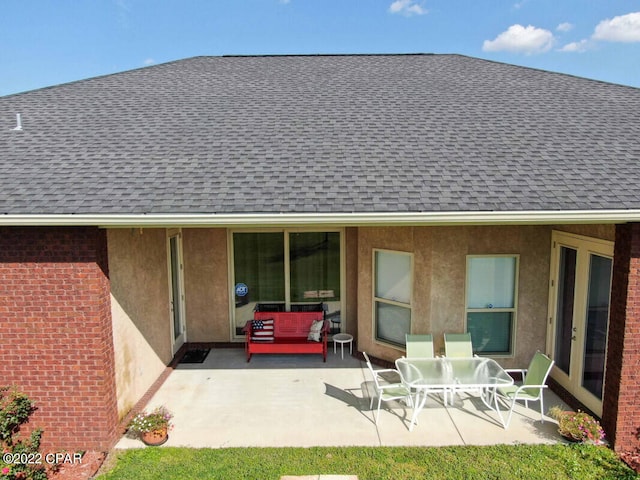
[{"xmin": 96, "ymin": 444, "xmax": 637, "ymax": 480}]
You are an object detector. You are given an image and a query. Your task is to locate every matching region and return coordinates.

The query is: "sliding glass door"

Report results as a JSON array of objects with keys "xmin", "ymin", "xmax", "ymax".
[{"xmin": 231, "ymin": 230, "xmax": 342, "ymax": 337}]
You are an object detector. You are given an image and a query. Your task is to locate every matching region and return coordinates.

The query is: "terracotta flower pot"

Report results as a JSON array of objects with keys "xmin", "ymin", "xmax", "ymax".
[
  {"xmin": 141, "ymin": 428, "xmax": 168, "ymax": 446},
  {"xmin": 552, "ymin": 409, "xmax": 605, "ymax": 444},
  {"xmin": 559, "ymin": 431, "xmax": 581, "ymax": 443}
]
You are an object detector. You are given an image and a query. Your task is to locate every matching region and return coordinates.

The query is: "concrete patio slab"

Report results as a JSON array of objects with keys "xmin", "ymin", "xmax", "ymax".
[{"xmin": 115, "ymin": 348, "xmax": 570, "ymax": 449}]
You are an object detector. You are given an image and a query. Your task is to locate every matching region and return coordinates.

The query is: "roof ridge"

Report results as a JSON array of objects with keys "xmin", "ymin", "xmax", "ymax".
[
  {"xmin": 220, "ymin": 53, "xmax": 439, "ymax": 58},
  {"xmin": 0, "ymin": 54, "xmax": 446, "ymax": 98},
  {"xmin": 5, "ymin": 53, "xmax": 636, "ymax": 99}
]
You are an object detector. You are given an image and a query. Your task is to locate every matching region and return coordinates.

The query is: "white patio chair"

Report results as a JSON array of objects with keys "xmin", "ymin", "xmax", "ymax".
[
  {"xmin": 405, "ymin": 334, "xmax": 435, "ymax": 358},
  {"xmin": 363, "ymin": 352, "xmax": 414, "ymax": 424},
  {"xmin": 443, "ymin": 332, "xmax": 474, "ymax": 358},
  {"xmin": 443, "ymin": 333, "xmax": 479, "ymax": 399},
  {"xmin": 494, "ymin": 351, "xmax": 554, "ymax": 428}
]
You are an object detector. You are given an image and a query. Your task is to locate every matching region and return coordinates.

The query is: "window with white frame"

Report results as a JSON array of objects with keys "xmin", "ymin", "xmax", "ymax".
[
  {"xmin": 373, "ymin": 249, "xmax": 412, "ymax": 348},
  {"xmin": 465, "ymin": 255, "xmax": 518, "ymax": 355}
]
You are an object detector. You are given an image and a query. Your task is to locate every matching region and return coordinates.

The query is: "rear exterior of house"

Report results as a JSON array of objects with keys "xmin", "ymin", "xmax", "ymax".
[{"xmin": 1, "ymin": 54, "xmax": 639, "ymax": 453}]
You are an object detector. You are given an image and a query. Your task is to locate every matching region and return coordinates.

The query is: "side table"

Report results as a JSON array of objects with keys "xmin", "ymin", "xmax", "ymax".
[{"xmin": 333, "ymin": 333, "xmax": 354, "ymax": 359}]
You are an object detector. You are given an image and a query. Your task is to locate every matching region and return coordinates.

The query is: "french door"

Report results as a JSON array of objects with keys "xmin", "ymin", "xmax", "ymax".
[
  {"xmin": 548, "ymin": 231, "xmax": 613, "ymax": 415},
  {"xmin": 168, "ymin": 230, "xmax": 186, "ymax": 353}
]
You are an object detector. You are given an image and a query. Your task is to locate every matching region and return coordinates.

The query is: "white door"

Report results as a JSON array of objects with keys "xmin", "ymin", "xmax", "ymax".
[
  {"xmin": 168, "ymin": 230, "xmax": 186, "ymax": 353},
  {"xmin": 548, "ymin": 231, "xmax": 613, "ymax": 415}
]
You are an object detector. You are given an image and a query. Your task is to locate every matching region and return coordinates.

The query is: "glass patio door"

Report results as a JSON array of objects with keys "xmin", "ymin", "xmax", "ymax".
[
  {"xmin": 232, "ymin": 232, "xmax": 286, "ymax": 336},
  {"xmin": 168, "ymin": 230, "xmax": 186, "ymax": 354},
  {"xmin": 582, "ymin": 254, "xmax": 612, "ymax": 400},
  {"xmin": 548, "ymin": 231, "xmax": 613, "ymax": 415},
  {"xmin": 231, "ymin": 230, "xmax": 342, "ymax": 338},
  {"xmin": 553, "ymin": 246, "xmax": 577, "ymax": 377}
]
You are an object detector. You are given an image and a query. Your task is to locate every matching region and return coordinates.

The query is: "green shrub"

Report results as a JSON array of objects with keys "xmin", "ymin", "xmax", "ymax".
[{"xmin": 0, "ymin": 386, "xmax": 47, "ymax": 480}]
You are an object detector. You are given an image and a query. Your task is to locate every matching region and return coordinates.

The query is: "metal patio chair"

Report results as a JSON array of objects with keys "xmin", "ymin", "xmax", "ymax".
[
  {"xmin": 494, "ymin": 351, "xmax": 555, "ymax": 428},
  {"xmin": 363, "ymin": 352, "xmax": 414, "ymax": 424},
  {"xmin": 443, "ymin": 332, "xmax": 474, "ymax": 358},
  {"xmin": 443, "ymin": 332, "xmax": 478, "ymax": 399},
  {"xmin": 405, "ymin": 334, "xmax": 435, "ymax": 358}
]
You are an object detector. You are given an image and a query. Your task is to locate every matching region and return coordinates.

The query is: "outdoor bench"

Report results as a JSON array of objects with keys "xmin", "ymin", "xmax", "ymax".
[{"xmin": 243, "ymin": 311, "xmax": 329, "ymax": 362}]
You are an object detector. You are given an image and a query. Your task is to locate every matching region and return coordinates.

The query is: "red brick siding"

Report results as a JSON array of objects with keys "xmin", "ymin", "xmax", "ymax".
[
  {"xmin": 0, "ymin": 227, "xmax": 118, "ymax": 452},
  {"xmin": 604, "ymin": 223, "xmax": 640, "ymax": 452}
]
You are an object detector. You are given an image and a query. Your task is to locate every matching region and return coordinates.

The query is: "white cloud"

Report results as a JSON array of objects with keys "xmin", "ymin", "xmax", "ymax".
[
  {"xmin": 143, "ymin": 58, "xmax": 156, "ymax": 66},
  {"xmin": 593, "ymin": 11, "xmax": 640, "ymax": 42},
  {"xmin": 483, "ymin": 24, "xmax": 554, "ymax": 55},
  {"xmin": 559, "ymin": 39, "xmax": 589, "ymax": 53},
  {"xmin": 389, "ymin": 0, "xmax": 428, "ymax": 17},
  {"xmin": 556, "ymin": 22, "xmax": 573, "ymax": 32}
]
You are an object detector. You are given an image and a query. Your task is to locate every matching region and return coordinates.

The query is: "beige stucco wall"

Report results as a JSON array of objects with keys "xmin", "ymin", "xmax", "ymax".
[
  {"xmin": 108, "ymin": 228, "xmax": 171, "ymax": 419},
  {"xmin": 357, "ymin": 225, "xmax": 553, "ymax": 368},
  {"xmin": 553, "ymin": 224, "xmax": 615, "ymax": 242},
  {"xmin": 182, "ymin": 228, "xmax": 230, "ymax": 342},
  {"xmin": 105, "ymin": 223, "xmax": 616, "ymax": 416}
]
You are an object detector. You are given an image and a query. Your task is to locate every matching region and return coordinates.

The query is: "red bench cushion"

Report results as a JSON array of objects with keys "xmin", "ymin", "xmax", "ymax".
[{"xmin": 254, "ymin": 311, "xmax": 324, "ymax": 338}]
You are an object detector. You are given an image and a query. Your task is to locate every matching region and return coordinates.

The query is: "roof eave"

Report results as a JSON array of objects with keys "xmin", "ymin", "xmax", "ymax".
[{"xmin": 1, "ymin": 210, "xmax": 639, "ymax": 228}]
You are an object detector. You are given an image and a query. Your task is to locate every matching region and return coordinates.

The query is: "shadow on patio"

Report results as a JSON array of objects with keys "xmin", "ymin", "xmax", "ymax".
[{"xmin": 115, "ymin": 348, "xmax": 570, "ymax": 449}]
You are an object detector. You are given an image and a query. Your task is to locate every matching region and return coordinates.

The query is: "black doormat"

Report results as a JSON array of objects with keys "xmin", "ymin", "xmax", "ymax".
[{"xmin": 180, "ymin": 349, "xmax": 210, "ymax": 364}]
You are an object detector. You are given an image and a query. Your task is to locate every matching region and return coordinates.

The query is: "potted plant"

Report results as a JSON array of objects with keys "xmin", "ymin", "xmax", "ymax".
[
  {"xmin": 127, "ymin": 406, "xmax": 173, "ymax": 446},
  {"xmin": 548, "ymin": 406, "xmax": 605, "ymax": 445}
]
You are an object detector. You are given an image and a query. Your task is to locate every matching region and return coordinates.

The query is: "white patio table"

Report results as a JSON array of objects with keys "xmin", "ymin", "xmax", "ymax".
[{"xmin": 395, "ymin": 357, "xmax": 514, "ymax": 431}]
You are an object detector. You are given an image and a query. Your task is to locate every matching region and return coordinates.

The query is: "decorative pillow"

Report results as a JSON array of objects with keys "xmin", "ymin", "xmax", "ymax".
[
  {"xmin": 307, "ymin": 319, "xmax": 324, "ymax": 342},
  {"xmin": 251, "ymin": 318, "xmax": 274, "ymax": 341}
]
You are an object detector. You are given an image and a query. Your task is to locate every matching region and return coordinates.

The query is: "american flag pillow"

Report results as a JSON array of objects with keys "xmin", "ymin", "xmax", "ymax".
[{"xmin": 251, "ymin": 318, "xmax": 275, "ymax": 341}]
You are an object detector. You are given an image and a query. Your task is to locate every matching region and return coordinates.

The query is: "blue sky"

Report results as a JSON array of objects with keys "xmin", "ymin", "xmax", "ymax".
[{"xmin": 1, "ymin": 0, "xmax": 639, "ymax": 96}]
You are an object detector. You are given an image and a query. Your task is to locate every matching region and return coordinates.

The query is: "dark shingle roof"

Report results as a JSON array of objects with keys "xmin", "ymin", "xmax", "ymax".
[{"xmin": 1, "ymin": 54, "xmax": 639, "ymax": 215}]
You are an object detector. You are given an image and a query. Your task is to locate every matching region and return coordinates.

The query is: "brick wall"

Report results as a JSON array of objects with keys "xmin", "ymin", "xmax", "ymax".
[
  {"xmin": 0, "ymin": 226, "xmax": 118, "ymax": 452},
  {"xmin": 603, "ymin": 223, "xmax": 640, "ymax": 452}
]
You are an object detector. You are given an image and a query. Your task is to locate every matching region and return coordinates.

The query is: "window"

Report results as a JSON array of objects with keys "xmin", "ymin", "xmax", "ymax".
[
  {"xmin": 466, "ymin": 255, "xmax": 518, "ymax": 355},
  {"xmin": 231, "ymin": 231, "xmax": 341, "ymax": 337},
  {"xmin": 373, "ymin": 249, "xmax": 412, "ymax": 348},
  {"xmin": 233, "ymin": 232, "xmax": 285, "ymax": 308},
  {"xmin": 289, "ymin": 232, "xmax": 341, "ymax": 304}
]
